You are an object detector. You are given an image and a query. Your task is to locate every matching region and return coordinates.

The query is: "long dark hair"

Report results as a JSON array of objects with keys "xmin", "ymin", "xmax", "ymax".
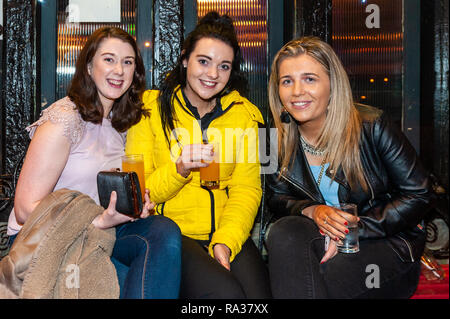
[
  {"xmin": 68, "ymin": 27, "xmax": 148, "ymax": 132},
  {"xmin": 158, "ymin": 11, "xmax": 248, "ymax": 145}
]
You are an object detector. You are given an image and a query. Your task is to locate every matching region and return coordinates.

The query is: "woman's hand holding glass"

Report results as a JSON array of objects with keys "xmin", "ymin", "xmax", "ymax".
[
  {"xmin": 92, "ymin": 188, "xmax": 155, "ymax": 229},
  {"xmin": 312, "ymin": 204, "xmax": 359, "ymax": 240},
  {"xmin": 176, "ymin": 143, "xmax": 214, "ymax": 178},
  {"xmin": 305, "ymin": 204, "xmax": 360, "ymax": 263}
]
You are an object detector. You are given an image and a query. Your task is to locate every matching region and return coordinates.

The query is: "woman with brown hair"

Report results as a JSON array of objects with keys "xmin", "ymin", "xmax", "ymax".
[
  {"xmin": 265, "ymin": 37, "xmax": 433, "ymax": 298},
  {"xmin": 7, "ymin": 27, "xmax": 182, "ymax": 299}
]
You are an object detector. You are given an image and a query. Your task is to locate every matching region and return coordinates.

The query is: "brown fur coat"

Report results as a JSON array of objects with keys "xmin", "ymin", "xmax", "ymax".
[{"xmin": 0, "ymin": 189, "xmax": 119, "ymax": 298}]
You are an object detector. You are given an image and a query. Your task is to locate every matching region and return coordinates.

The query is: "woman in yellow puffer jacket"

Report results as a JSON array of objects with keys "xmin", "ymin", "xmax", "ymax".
[{"xmin": 125, "ymin": 12, "xmax": 271, "ymax": 298}]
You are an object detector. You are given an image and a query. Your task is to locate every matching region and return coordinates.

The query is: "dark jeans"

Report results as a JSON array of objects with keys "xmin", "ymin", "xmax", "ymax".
[
  {"xmin": 9, "ymin": 215, "xmax": 182, "ymax": 299},
  {"xmin": 266, "ymin": 216, "xmax": 422, "ymax": 299},
  {"xmin": 111, "ymin": 215, "xmax": 182, "ymax": 299},
  {"xmin": 7, "ymin": 234, "xmax": 17, "ymax": 248},
  {"xmin": 179, "ymin": 235, "xmax": 272, "ymax": 299}
]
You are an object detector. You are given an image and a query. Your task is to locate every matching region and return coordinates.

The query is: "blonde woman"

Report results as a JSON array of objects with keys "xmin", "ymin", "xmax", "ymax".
[{"xmin": 265, "ymin": 37, "xmax": 432, "ymax": 298}]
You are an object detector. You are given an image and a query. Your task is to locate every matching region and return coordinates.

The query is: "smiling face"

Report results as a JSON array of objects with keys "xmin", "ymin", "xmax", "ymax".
[
  {"xmin": 88, "ymin": 37, "xmax": 136, "ymax": 113},
  {"xmin": 278, "ymin": 54, "xmax": 331, "ymax": 130},
  {"xmin": 182, "ymin": 37, "xmax": 234, "ymax": 109}
]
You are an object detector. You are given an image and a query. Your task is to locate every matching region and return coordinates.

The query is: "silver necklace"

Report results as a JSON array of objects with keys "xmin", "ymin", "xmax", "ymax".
[
  {"xmin": 300, "ymin": 135, "xmax": 325, "ymax": 157},
  {"xmin": 316, "ymin": 158, "xmax": 326, "ymax": 186}
]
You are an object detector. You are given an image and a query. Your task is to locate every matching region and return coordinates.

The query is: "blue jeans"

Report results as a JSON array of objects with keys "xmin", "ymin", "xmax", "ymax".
[
  {"xmin": 8, "ymin": 215, "xmax": 182, "ymax": 299},
  {"xmin": 111, "ymin": 215, "xmax": 182, "ymax": 299},
  {"xmin": 7, "ymin": 234, "xmax": 17, "ymax": 248}
]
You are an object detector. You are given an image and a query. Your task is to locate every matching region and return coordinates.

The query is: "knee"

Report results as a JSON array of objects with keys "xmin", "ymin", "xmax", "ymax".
[
  {"xmin": 266, "ymin": 216, "xmax": 315, "ymax": 251},
  {"xmin": 151, "ymin": 215, "xmax": 182, "ymax": 249},
  {"xmin": 210, "ymin": 275, "xmax": 246, "ymax": 299}
]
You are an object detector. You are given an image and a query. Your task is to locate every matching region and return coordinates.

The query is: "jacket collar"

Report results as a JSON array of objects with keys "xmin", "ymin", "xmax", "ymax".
[
  {"xmin": 173, "ymin": 86, "xmax": 264, "ymax": 125},
  {"xmin": 174, "ymin": 87, "xmax": 235, "ymax": 140},
  {"xmin": 281, "ymin": 146, "xmax": 324, "ymax": 202},
  {"xmin": 174, "ymin": 86, "xmax": 235, "ymax": 114},
  {"xmin": 180, "ymin": 89, "xmax": 225, "ymax": 120},
  {"xmin": 280, "ymin": 144, "xmax": 350, "ymax": 201}
]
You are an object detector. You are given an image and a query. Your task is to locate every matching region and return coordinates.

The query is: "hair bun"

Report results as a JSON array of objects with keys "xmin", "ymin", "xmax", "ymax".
[{"xmin": 198, "ymin": 11, "xmax": 234, "ymax": 29}]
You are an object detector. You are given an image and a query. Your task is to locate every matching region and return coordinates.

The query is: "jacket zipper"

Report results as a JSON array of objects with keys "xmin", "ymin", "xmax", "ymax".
[
  {"xmin": 194, "ymin": 104, "xmax": 233, "ymax": 242},
  {"xmin": 201, "ymin": 186, "xmax": 216, "ymax": 242},
  {"xmin": 279, "ymin": 169, "xmax": 320, "ymax": 202},
  {"xmin": 361, "ymin": 168, "xmax": 413, "ymax": 261},
  {"xmin": 156, "ymin": 202, "xmax": 165, "ymax": 215},
  {"xmin": 176, "ymin": 96, "xmax": 236, "ymax": 242},
  {"xmin": 362, "ymin": 169, "xmax": 375, "ymax": 207},
  {"xmin": 397, "ymin": 234, "xmax": 414, "ymax": 262}
]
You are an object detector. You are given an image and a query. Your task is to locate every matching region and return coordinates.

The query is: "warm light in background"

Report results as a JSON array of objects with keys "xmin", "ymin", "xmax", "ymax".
[
  {"xmin": 332, "ymin": 33, "xmax": 403, "ymax": 41},
  {"xmin": 197, "ymin": 0, "xmax": 267, "ymax": 50},
  {"xmin": 55, "ymin": 0, "xmax": 137, "ymax": 99},
  {"xmin": 332, "ymin": 0, "xmax": 403, "ymax": 125},
  {"xmin": 197, "ymin": 0, "xmax": 268, "ymax": 109}
]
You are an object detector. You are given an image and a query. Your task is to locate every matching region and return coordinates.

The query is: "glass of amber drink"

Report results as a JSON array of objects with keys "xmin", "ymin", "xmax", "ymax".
[
  {"xmin": 122, "ymin": 154, "xmax": 145, "ymax": 201},
  {"xmin": 200, "ymin": 142, "xmax": 220, "ymax": 189}
]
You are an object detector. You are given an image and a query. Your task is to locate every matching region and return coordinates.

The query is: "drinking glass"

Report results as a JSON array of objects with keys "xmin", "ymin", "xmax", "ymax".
[
  {"xmin": 122, "ymin": 154, "xmax": 145, "ymax": 201},
  {"xmin": 200, "ymin": 142, "xmax": 220, "ymax": 189},
  {"xmin": 333, "ymin": 203, "xmax": 359, "ymax": 253}
]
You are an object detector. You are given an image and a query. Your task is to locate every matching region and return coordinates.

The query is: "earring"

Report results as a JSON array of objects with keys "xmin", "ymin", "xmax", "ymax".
[{"xmin": 280, "ymin": 109, "xmax": 291, "ymax": 123}]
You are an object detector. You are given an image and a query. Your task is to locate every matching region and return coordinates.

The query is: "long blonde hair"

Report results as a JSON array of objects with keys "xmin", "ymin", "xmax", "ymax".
[{"xmin": 268, "ymin": 37, "xmax": 368, "ymax": 191}]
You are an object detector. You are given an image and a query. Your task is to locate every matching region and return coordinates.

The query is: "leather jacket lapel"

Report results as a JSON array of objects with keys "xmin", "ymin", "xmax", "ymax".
[{"xmin": 280, "ymin": 146, "xmax": 325, "ymax": 202}]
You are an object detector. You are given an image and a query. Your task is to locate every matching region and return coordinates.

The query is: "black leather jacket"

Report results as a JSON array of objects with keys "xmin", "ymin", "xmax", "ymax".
[{"xmin": 266, "ymin": 105, "xmax": 433, "ymax": 262}]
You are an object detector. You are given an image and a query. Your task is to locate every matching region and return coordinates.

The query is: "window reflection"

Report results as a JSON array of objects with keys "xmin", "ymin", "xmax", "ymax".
[
  {"xmin": 332, "ymin": 0, "xmax": 403, "ymax": 126},
  {"xmin": 197, "ymin": 0, "xmax": 268, "ymax": 115},
  {"xmin": 56, "ymin": 0, "xmax": 136, "ymax": 99}
]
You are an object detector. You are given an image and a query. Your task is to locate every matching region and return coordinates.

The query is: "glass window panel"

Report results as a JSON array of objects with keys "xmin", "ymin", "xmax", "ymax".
[
  {"xmin": 332, "ymin": 0, "xmax": 403, "ymax": 127},
  {"xmin": 55, "ymin": 0, "xmax": 136, "ymax": 100},
  {"xmin": 197, "ymin": 0, "xmax": 268, "ymax": 116}
]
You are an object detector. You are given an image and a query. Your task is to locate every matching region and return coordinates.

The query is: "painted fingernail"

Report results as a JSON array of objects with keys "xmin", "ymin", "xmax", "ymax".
[
  {"xmin": 344, "ymin": 221, "xmax": 348, "ymax": 226},
  {"xmin": 319, "ymin": 230, "xmax": 324, "ymax": 235},
  {"xmin": 345, "ymin": 229, "xmax": 349, "ymax": 234}
]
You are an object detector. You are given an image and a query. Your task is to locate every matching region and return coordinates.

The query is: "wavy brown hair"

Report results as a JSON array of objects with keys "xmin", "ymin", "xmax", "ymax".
[{"xmin": 68, "ymin": 27, "xmax": 148, "ymax": 132}]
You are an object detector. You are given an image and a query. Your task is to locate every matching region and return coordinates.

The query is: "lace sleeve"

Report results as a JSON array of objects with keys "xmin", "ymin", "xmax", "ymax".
[{"xmin": 26, "ymin": 97, "xmax": 86, "ymax": 145}]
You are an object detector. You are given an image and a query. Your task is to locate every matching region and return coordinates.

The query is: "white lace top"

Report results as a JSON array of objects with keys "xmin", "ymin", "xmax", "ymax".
[{"xmin": 8, "ymin": 97, "xmax": 127, "ymax": 235}]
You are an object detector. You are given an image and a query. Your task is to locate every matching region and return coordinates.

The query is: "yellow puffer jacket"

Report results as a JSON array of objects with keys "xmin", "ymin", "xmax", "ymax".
[{"xmin": 126, "ymin": 88, "xmax": 264, "ymax": 261}]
